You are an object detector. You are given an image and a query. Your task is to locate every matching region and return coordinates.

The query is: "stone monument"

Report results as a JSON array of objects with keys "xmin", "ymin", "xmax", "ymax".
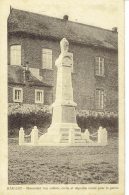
[
  {"xmin": 39, "ymin": 38, "xmax": 86, "ymax": 146},
  {"xmin": 19, "ymin": 38, "xmax": 108, "ymax": 146}
]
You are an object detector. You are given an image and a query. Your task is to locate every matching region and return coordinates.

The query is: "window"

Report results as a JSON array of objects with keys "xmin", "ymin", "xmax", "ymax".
[
  {"xmin": 95, "ymin": 57, "xmax": 104, "ymax": 76},
  {"xmin": 10, "ymin": 45, "xmax": 21, "ymax": 65},
  {"xmin": 69, "ymin": 52, "xmax": 73, "ymax": 72},
  {"xmin": 35, "ymin": 90, "xmax": 44, "ymax": 103},
  {"xmin": 95, "ymin": 89, "xmax": 104, "ymax": 109},
  {"xmin": 13, "ymin": 88, "xmax": 23, "ymax": 102},
  {"xmin": 42, "ymin": 49, "xmax": 52, "ymax": 69}
]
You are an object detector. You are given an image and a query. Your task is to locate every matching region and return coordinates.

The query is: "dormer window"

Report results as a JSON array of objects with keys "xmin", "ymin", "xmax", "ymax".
[{"xmin": 10, "ymin": 45, "xmax": 21, "ymax": 66}]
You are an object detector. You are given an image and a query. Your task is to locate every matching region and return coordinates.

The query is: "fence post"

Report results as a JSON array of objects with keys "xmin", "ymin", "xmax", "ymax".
[
  {"xmin": 19, "ymin": 127, "xmax": 24, "ymax": 145},
  {"xmin": 84, "ymin": 129, "xmax": 90, "ymax": 141},
  {"xmin": 31, "ymin": 126, "xmax": 39, "ymax": 145},
  {"xmin": 98, "ymin": 127, "xmax": 108, "ymax": 145}
]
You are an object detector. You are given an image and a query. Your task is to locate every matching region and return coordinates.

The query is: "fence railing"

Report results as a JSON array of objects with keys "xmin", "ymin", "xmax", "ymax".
[
  {"xmin": 19, "ymin": 126, "xmax": 108, "ymax": 146},
  {"xmin": 81, "ymin": 127, "xmax": 107, "ymax": 145},
  {"xmin": 19, "ymin": 126, "xmax": 39, "ymax": 146}
]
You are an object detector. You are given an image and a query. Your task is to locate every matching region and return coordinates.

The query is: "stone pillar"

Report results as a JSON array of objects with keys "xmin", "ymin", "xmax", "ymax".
[
  {"xmin": 98, "ymin": 127, "xmax": 108, "ymax": 145},
  {"xmin": 50, "ymin": 38, "xmax": 77, "ymax": 130},
  {"xmin": 19, "ymin": 127, "xmax": 24, "ymax": 145},
  {"xmin": 51, "ymin": 39, "xmax": 77, "ymax": 126},
  {"xmin": 31, "ymin": 126, "xmax": 38, "ymax": 145},
  {"xmin": 84, "ymin": 129, "xmax": 90, "ymax": 140}
]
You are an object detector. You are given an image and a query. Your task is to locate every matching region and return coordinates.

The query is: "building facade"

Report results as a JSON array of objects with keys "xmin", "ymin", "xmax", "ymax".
[{"xmin": 8, "ymin": 8, "xmax": 118, "ymax": 112}]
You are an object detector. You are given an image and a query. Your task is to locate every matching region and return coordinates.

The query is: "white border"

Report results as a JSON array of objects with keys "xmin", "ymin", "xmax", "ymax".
[{"xmin": 125, "ymin": 1, "xmax": 129, "ymax": 195}]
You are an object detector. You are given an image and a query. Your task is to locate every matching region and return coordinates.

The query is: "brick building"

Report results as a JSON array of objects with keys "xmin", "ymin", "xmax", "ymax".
[
  {"xmin": 8, "ymin": 65, "xmax": 53, "ymax": 105},
  {"xmin": 8, "ymin": 8, "xmax": 118, "ymax": 112}
]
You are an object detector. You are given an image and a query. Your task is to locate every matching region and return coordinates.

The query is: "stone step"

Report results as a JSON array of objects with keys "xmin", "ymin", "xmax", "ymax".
[
  {"xmin": 60, "ymin": 137, "xmax": 87, "ymax": 143},
  {"xmin": 60, "ymin": 141, "xmax": 69, "ymax": 143},
  {"xmin": 75, "ymin": 140, "xmax": 86, "ymax": 143},
  {"xmin": 60, "ymin": 139, "xmax": 69, "ymax": 141}
]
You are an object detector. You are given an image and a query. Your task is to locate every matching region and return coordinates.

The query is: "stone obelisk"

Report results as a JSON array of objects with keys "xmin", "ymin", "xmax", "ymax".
[{"xmin": 39, "ymin": 38, "xmax": 85, "ymax": 146}]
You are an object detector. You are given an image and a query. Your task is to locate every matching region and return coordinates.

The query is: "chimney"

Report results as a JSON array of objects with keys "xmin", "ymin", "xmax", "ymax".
[
  {"xmin": 63, "ymin": 15, "xmax": 69, "ymax": 21},
  {"xmin": 23, "ymin": 62, "xmax": 30, "ymax": 83},
  {"xmin": 10, "ymin": 5, "xmax": 13, "ymax": 13},
  {"xmin": 112, "ymin": 27, "xmax": 118, "ymax": 33}
]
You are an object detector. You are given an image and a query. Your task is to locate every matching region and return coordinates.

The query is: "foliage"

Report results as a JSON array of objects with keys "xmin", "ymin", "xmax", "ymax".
[
  {"xmin": 8, "ymin": 103, "xmax": 118, "ymax": 137},
  {"xmin": 76, "ymin": 111, "xmax": 118, "ymax": 133},
  {"xmin": 8, "ymin": 103, "xmax": 51, "ymax": 115},
  {"xmin": 8, "ymin": 103, "xmax": 52, "ymax": 137}
]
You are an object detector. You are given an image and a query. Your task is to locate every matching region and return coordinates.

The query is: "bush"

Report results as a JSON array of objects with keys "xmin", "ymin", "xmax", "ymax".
[
  {"xmin": 8, "ymin": 103, "xmax": 52, "ymax": 137},
  {"xmin": 8, "ymin": 103, "xmax": 118, "ymax": 137},
  {"xmin": 76, "ymin": 115, "xmax": 118, "ymax": 133},
  {"xmin": 76, "ymin": 109, "xmax": 118, "ymax": 133},
  {"xmin": 8, "ymin": 112, "xmax": 52, "ymax": 137}
]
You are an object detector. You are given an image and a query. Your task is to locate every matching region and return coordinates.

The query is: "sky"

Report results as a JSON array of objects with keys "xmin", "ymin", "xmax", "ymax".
[{"xmin": 3, "ymin": 0, "xmax": 120, "ymax": 30}]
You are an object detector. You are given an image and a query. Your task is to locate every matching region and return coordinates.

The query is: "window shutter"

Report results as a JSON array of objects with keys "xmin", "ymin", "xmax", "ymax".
[
  {"xmin": 100, "ymin": 90, "xmax": 104, "ymax": 109},
  {"xmin": 10, "ymin": 45, "xmax": 21, "ymax": 65},
  {"xmin": 95, "ymin": 89, "xmax": 100, "ymax": 109},
  {"xmin": 100, "ymin": 58, "xmax": 104, "ymax": 76},
  {"xmin": 103, "ymin": 90, "xmax": 106, "ymax": 109},
  {"xmin": 95, "ymin": 57, "xmax": 99, "ymax": 75},
  {"xmin": 102, "ymin": 59, "xmax": 105, "ymax": 76},
  {"xmin": 42, "ymin": 49, "xmax": 52, "ymax": 69},
  {"xmin": 100, "ymin": 63, "xmax": 103, "ymax": 76}
]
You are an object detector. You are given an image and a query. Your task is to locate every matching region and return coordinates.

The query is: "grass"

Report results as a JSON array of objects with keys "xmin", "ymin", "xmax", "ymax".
[{"xmin": 8, "ymin": 133, "xmax": 118, "ymax": 184}]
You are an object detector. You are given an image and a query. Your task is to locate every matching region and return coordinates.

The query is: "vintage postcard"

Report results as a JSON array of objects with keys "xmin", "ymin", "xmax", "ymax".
[{"xmin": 0, "ymin": 0, "xmax": 124, "ymax": 194}]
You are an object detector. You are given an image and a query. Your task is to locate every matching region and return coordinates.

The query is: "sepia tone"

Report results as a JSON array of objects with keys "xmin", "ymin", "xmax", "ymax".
[
  {"xmin": 8, "ymin": 6, "xmax": 118, "ymax": 184},
  {"xmin": 0, "ymin": 0, "xmax": 124, "ymax": 195}
]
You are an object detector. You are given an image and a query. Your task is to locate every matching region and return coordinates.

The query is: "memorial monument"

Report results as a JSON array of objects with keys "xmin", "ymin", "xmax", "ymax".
[
  {"xmin": 19, "ymin": 38, "xmax": 108, "ymax": 146},
  {"xmin": 39, "ymin": 38, "xmax": 86, "ymax": 145}
]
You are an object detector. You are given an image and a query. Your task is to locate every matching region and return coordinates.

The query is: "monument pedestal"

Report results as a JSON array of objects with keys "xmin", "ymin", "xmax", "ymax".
[{"xmin": 38, "ymin": 104, "xmax": 86, "ymax": 145}]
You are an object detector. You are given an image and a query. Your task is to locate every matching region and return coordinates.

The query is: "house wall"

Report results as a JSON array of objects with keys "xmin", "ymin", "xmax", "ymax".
[
  {"xmin": 8, "ymin": 34, "xmax": 118, "ymax": 112},
  {"xmin": 8, "ymin": 84, "xmax": 53, "ymax": 105}
]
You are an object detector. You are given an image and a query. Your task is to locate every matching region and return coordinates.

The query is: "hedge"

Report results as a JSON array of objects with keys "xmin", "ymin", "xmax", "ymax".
[
  {"xmin": 76, "ymin": 115, "xmax": 118, "ymax": 133},
  {"xmin": 8, "ymin": 103, "xmax": 118, "ymax": 137}
]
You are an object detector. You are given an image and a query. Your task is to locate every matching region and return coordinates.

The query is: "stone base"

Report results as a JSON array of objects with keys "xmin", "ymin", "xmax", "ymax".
[
  {"xmin": 20, "ymin": 142, "xmax": 107, "ymax": 147},
  {"xmin": 38, "ymin": 123, "xmax": 108, "ymax": 146},
  {"xmin": 38, "ymin": 123, "xmax": 89, "ymax": 146},
  {"xmin": 37, "ymin": 142, "xmax": 107, "ymax": 146}
]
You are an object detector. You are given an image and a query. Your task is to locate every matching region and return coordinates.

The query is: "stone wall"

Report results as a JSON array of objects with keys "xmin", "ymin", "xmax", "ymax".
[{"xmin": 8, "ymin": 34, "xmax": 118, "ymax": 112}]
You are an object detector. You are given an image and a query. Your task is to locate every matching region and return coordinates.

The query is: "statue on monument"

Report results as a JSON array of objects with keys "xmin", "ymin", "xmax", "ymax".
[
  {"xmin": 60, "ymin": 38, "xmax": 69, "ymax": 54},
  {"xmin": 56, "ymin": 38, "xmax": 73, "ymax": 67}
]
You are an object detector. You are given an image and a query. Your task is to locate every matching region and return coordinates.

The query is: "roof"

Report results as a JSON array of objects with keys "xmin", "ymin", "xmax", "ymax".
[
  {"xmin": 8, "ymin": 8, "xmax": 118, "ymax": 50},
  {"xmin": 8, "ymin": 65, "xmax": 52, "ymax": 87}
]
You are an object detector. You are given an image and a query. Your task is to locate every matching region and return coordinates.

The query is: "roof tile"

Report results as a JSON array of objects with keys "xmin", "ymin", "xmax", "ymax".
[
  {"xmin": 8, "ymin": 8, "xmax": 118, "ymax": 50},
  {"xmin": 8, "ymin": 65, "xmax": 52, "ymax": 87}
]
